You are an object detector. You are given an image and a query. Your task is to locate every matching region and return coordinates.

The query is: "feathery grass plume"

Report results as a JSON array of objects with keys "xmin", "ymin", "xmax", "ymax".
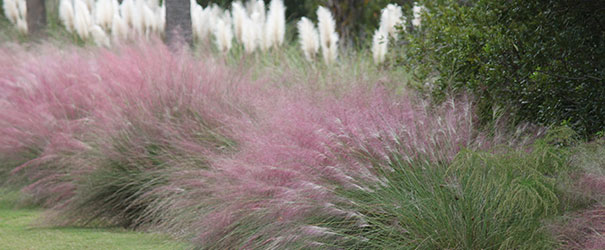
[
  {"xmin": 241, "ymin": 14, "xmax": 260, "ymax": 53},
  {"xmin": 158, "ymin": 1, "xmax": 165, "ymax": 35},
  {"xmin": 94, "ymin": 0, "xmax": 114, "ymax": 31},
  {"xmin": 16, "ymin": 17, "xmax": 28, "ymax": 34},
  {"xmin": 111, "ymin": 12, "xmax": 129, "ymax": 41},
  {"xmin": 74, "ymin": 0, "xmax": 93, "ymax": 39},
  {"xmin": 245, "ymin": 0, "xmax": 265, "ymax": 23},
  {"xmin": 297, "ymin": 17, "xmax": 320, "ymax": 62},
  {"xmin": 3, "ymin": 0, "xmax": 20, "ymax": 25},
  {"xmin": 372, "ymin": 29, "xmax": 388, "ymax": 64},
  {"xmin": 412, "ymin": 3, "xmax": 426, "ymax": 28},
  {"xmin": 262, "ymin": 0, "xmax": 286, "ymax": 50},
  {"xmin": 231, "ymin": 1, "xmax": 247, "ymax": 43},
  {"xmin": 91, "ymin": 25, "xmax": 110, "ymax": 47},
  {"xmin": 59, "ymin": 0, "xmax": 76, "ymax": 33},
  {"xmin": 141, "ymin": 2, "xmax": 157, "ymax": 37},
  {"xmin": 317, "ymin": 6, "xmax": 338, "ymax": 64},
  {"xmin": 379, "ymin": 3, "xmax": 404, "ymax": 40},
  {"xmin": 83, "ymin": 0, "xmax": 94, "ymax": 12},
  {"xmin": 213, "ymin": 14, "xmax": 234, "ymax": 53},
  {"xmin": 191, "ymin": 2, "xmax": 203, "ymax": 41},
  {"xmin": 3, "ymin": 0, "xmax": 27, "ymax": 33}
]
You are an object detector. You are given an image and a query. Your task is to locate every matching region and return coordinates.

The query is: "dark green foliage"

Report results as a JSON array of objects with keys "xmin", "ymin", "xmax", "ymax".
[{"xmin": 403, "ymin": 0, "xmax": 605, "ymax": 137}]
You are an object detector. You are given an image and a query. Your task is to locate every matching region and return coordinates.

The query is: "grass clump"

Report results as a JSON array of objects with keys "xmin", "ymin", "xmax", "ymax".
[{"xmin": 314, "ymin": 136, "xmax": 571, "ymax": 249}]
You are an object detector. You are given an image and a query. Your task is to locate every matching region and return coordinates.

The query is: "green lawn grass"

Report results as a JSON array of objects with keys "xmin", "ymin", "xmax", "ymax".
[{"xmin": 0, "ymin": 189, "xmax": 190, "ymax": 250}]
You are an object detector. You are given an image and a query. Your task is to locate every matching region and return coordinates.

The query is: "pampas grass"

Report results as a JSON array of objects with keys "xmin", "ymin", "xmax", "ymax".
[
  {"xmin": 3, "ymin": 0, "xmax": 27, "ymax": 34},
  {"xmin": 412, "ymin": 3, "xmax": 426, "ymax": 28},
  {"xmin": 262, "ymin": 0, "xmax": 285, "ymax": 50},
  {"xmin": 213, "ymin": 14, "xmax": 233, "ymax": 53},
  {"xmin": 74, "ymin": 0, "xmax": 93, "ymax": 39},
  {"xmin": 379, "ymin": 3, "xmax": 404, "ymax": 40},
  {"xmin": 231, "ymin": 1, "xmax": 247, "ymax": 43},
  {"xmin": 59, "ymin": 0, "xmax": 76, "ymax": 33},
  {"xmin": 317, "ymin": 6, "xmax": 338, "ymax": 64},
  {"xmin": 297, "ymin": 17, "xmax": 319, "ymax": 62},
  {"xmin": 372, "ymin": 29, "xmax": 388, "ymax": 64}
]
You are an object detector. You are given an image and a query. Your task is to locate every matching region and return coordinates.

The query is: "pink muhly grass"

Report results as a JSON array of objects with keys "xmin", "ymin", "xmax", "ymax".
[{"xmin": 1, "ymin": 41, "xmax": 506, "ymax": 249}]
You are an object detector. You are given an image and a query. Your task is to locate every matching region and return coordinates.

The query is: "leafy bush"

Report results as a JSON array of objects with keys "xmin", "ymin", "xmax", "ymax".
[{"xmin": 404, "ymin": 0, "xmax": 605, "ymax": 137}]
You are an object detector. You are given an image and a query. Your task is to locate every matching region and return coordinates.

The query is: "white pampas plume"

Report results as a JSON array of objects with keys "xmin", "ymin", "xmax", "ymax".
[
  {"xmin": 297, "ymin": 17, "xmax": 320, "ymax": 62},
  {"xmin": 372, "ymin": 29, "xmax": 388, "ymax": 64},
  {"xmin": 91, "ymin": 24, "xmax": 110, "ymax": 46},
  {"xmin": 16, "ymin": 17, "xmax": 27, "ymax": 34},
  {"xmin": 245, "ymin": 0, "xmax": 265, "ymax": 23},
  {"xmin": 191, "ymin": 2, "xmax": 202, "ymax": 40},
  {"xmin": 3, "ymin": 0, "xmax": 19, "ymax": 24},
  {"xmin": 120, "ymin": 0, "xmax": 137, "ymax": 33},
  {"xmin": 412, "ymin": 3, "xmax": 426, "ymax": 28},
  {"xmin": 231, "ymin": 1, "xmax": 247, "ymax": 43},
  {"xmin": 83, "ymin": 0, "xmax": 94, "ymax": 12},
  {"xmin": 59, "ymin": 0, "xmax": 75, "ymax": 32},
  {"xmin": 94, "ymin": 0, "xmax": 115, "ymax": 31},
  {"xmin": 74, "ymin": 0, "xmax": 93, "ymax": 39},
  {"xmin": 16, "ymin": 0, "xmax": 26, "ymax": 22},
  {"xmin": 317, "ymin": 6, "xmax": 339, "ymax": 64},
  {"xmin": 379, "ymin": 4, "xmax": 404, "ymax": 40},
  {"xmin": 158, "ymin": 1, "xmax": 165, "ymax": 35},
  {"xmin": 111, "ymin": 12, "xmax": 129, "ymax": 41},
  {"xmin": 262, "ymin": 0, "xmax": 285, "ymax": 50},
  {"xmin": 213, "ymin": 14, "xmax": 233, "ymax": 53},
  {"xmin": 241, "ymin": 13, "xmax": 260, "ymax": 53},
  {"xmin": 141, "ymin": 2, "xmax": 157, "ymax": 36}
]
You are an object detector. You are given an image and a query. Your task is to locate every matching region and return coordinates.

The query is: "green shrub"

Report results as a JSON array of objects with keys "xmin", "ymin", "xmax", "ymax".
[{"xmin": 403, "ymin": 0, "xmax": 605, "ymax": 138}]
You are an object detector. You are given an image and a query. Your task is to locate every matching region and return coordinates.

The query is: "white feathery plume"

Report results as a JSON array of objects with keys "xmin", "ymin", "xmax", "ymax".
[
  {"xmin": 91, "ymin": 24, "xmax": 110, "ymax": 46},
  {"xmin": 74, "ymin": 0, "xmax": 93, "ymax": 39},
  {"xmin": 129, "ymin": 0, "xmax": 144, "ymax": 36},
  {"xmin": 158, "ymin": 1, "xmax": 165, "ymax": 35},
  {"xmin": 231, "ymin": 1, "xmax": 247, "ymax": 43},
  {"xmin": 245, "ymin": 0, "xmax": 265, "ymax": 23},
  {"xmin": 94, "ymin": 0, "xmax": 114, "ymax": 31},
  {"xmin": 3, "ymin": 0, "xmax": 19, "ymax": 25},
  {"xmin": 213, "ymin": 14, "xmax": 233, "ymax": 53},
  {"xmin": 16, "ymin": 17, "xmax": 27, "ymax": 34},
  {"xmin": 111, "ymin": 12, "xmax": 129, "ymax": 41},
  {"xmin": 297, "ymin": 17, "xmax": 319, "ymax": 62},
  {"xmin": 59, "ymin": 0, "xmax": 75, "ymax": 33},
  {"xmin": 241, "ymin": 13, "xmax": 260, "ymax": 53},
  {"xmin": 208, "ymin": 4, "xmax": 223, "ymax": 23},
  {"xmin": 372, "ymin": 29, "xmax": 388, "ymax": 64},
  {"xmin": 120, "ymin": 0, "xmax": 136, "ymax": 33},
  {"xmin": 83, "ymin": 0, "xmax": 94, "ymax": 12},
  {"xmin": 191, "ymin": 2, "xmax": 202, "ymax": 40},
  {"xmin": 412, "ymin": 3, "xmax": 426, "ymax": 28},
  {"xmin": 262, "ymin": 0, "xmax": 285, "ymax": 50},
  {"xmin": 379, "ymin": 4, "xmax": 404, "ymax": 40},
  {"xmin": 146, "ymin": 0, "xmax": 159, "ymax": 7},
  {"xmin": 317, "ymin": 6, "xmax": 339, "ymax": 64},
  {"xmin": 141, "ymin": 1, "xmax": 157, "ymax": 36},
  {"xmin": 16, "ymin": 0, "xmax": 26, "ymax": 22}
]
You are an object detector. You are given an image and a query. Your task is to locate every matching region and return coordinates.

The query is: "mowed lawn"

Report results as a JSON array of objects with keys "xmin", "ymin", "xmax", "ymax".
[{"xmin": 0, "ymin": 189, "xmax": 190, "ymax": 250}]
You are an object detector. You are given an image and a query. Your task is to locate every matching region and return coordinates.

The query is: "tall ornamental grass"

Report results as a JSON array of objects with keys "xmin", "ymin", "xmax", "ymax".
[{"xmin": 0, "ymin": 41, "xmax": 575, "ymax": 249}]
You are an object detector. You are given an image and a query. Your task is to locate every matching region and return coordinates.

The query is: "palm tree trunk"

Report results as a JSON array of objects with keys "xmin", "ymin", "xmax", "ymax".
[
  {"xmin": 26, "ymin": 0, "xmax": 46, "ymax": 35},
  {"xmin": 165, "ymin": 0, "xmax": 193, "ymax": 47}
]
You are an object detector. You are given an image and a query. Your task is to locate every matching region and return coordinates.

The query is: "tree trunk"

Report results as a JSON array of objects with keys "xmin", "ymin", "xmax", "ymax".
[
  {"xmin": 26, "ymin": 0, "xmax": 46, "ymax": 35},
  {"xmin": 165, "ymin": 0, "xmax": 193, "ymax": 47}
]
